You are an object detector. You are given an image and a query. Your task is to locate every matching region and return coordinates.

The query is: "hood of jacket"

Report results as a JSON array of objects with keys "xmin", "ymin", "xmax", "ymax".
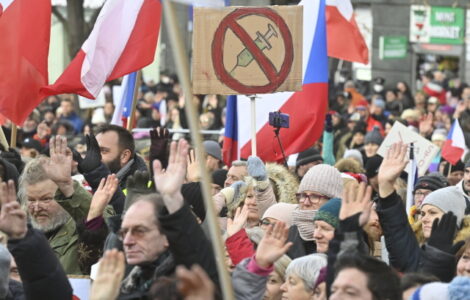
[{"xmin": 266, "ymin": 163, "xmax": 299, "ymax": 204}]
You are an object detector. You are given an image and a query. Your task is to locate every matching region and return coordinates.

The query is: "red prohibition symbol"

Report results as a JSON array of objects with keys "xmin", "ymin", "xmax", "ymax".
[{"xmin": 211, "ymin": 7, "xmax": 294, "ymax": 94}]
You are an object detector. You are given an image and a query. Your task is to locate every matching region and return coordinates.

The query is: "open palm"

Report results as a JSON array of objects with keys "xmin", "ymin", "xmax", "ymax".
[
  {"xmin": 378, "ymin": 142, "xmax": 408, "ymax": 185},
  {"xmin": 255, "ymin": 221, "xmax": 292, "ymax": 268},
  {"xmin": 0, "ymin": 180, "xmax": 27, "ymax": 240},
  {"xmin": 43, "ymin": 136, "xmax": 73, "ymax": 185}
]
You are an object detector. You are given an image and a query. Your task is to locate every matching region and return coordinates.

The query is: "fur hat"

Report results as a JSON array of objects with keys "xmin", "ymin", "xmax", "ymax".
[
  {"xmin": 313, "ymin": 198, "xmax": 342, "ymax": 229},
  {"xmin": 421, "ymin": 186, "xmax": 467, "ymax": 227},
  {"xmin": 298, "ymin": 164, "xmax": 343, "ymax": 198}
]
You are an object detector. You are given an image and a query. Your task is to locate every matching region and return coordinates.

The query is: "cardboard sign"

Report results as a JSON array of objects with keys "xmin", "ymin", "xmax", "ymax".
[
  {"xmin": 377, "ymin": 122, "xmax": 439, "ymax": 176},
  {"xmin": 69, "ymin": 277, "xmax": 91, "ymax": 300},
  {"xmin": 192, "ymin": 6, "xmax": 302, "ymax": 95}
]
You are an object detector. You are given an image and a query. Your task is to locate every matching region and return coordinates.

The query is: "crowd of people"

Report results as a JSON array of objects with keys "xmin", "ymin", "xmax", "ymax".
[{"xmin": 0, "ymin": 69, "xmax": 469, "ymax": 300}]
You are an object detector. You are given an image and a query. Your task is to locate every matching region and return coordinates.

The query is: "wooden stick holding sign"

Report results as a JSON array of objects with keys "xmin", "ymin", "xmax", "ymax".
[
  {"xmin": 250, "ymin": 95, "xmax": 257, "ymax": 156},
  {"xmin": 0, "ymin": 127, "xmax": 9, "ymax": 151},
  {"xmin": 10, "ymin": 124, "xmax": 17, "ymax": 149},
  {"xmin": 162, "ymin": 1, "xmax": 234, "ymax": 299}
]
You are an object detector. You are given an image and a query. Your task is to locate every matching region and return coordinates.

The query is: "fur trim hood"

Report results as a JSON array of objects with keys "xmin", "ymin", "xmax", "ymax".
[{"xmin": 266, "ymin": 163, "xmax": 299, "ymax": 204}]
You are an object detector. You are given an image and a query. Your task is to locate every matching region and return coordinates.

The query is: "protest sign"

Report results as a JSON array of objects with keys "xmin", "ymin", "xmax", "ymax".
[
  {"xmin": 377, "ymin": 121, "xmax": 439, "ymax": 176},
  {"xmin": 192, "ymin": 6, "xmax": 302, "ymax": 95}
]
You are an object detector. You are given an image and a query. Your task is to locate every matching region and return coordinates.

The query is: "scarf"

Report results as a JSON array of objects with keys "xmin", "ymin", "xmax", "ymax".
[{"xmin": 291, "ymin": 208, "xmax": 317, "ymax": 241}]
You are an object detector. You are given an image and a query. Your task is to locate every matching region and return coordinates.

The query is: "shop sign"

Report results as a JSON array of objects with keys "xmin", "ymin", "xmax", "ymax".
[
  {"xmin": 379, "ymin": 36, "xmax": 407, "ymax": 59},
  {"xmin": 410, "ymin": 6, "xmax": 464, "ymax": 45}
]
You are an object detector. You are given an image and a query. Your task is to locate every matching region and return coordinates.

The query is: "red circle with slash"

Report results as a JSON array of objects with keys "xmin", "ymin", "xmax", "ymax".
[{"xmin": 212, "ymin": 7, "xmax": 294, "ymax": 94}]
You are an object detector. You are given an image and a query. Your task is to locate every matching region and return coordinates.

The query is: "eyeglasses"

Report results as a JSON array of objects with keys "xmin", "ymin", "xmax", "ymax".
[
  {"xmin": 260, "ymin": 219, "xmax": 272, "ymax": 227},
  {"xmin": 295, "ymin": 192, "xmax": 328, "ymax": 203},
  {"xmin": 27, "ymin": 198, "xmax": 54, "ymax": 208},
  {"xmin": 118, "ymin": 225, "xmax": 154, "ymax": 241}
]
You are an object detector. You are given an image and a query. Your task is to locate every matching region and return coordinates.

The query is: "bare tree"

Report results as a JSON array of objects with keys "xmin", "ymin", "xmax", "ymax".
[{"xmin": 52, "ymin": 0, "xmax": 102, "ymax": 59}]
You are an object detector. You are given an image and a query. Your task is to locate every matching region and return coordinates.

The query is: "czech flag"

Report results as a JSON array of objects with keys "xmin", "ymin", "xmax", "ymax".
[
  {"xmin": 326, "ymin": 0, "xmax": 368, "ymax": 64},
  {"xmin": 111, "ymin": 72, "xmax": 137, "ymax": 127},
  {"xmin": 41, "ymin": 0, "xmax": 161, "ymax": 100},
  {"xmin": 442, "ymin": 119, "xmax": 469, "ymax": 165},
  {"xmin": 0, "ymin": 0, "xmax": 51, "ymax": 125},
  {"xmin": 223, "ymin": 0, "xmax": 328, "ymax": 165}
]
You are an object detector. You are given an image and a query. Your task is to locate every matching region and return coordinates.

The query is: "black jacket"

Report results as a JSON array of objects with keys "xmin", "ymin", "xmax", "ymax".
[
  {"xmin": 8, "ymin": 227, "xmax": 72, "ymax": 300},
  {"xmin": 286, "ymin": 225, "xmax": 316, "ymax": 259},
  {"xmin": 376, "ymin": 191, "xmax": 456, "ymax": 282}
]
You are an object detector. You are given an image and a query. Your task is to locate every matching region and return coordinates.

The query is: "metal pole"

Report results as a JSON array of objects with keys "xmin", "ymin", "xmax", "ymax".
[
  {"xmin": 162, "ymin": 1, "xmax": 234, "ymax": 299},
  {"xmin": 250, "ymin": 95, "xmax": 257, "ymax": 156},
  {"xmin": 127, "ymin": 71, "xmax": 142, "ymax": 132}
]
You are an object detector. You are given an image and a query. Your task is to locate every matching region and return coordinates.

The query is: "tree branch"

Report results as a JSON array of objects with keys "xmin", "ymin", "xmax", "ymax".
[{"xmin": 52, "ymin": 6, "xmax": 67, "ymax": 25}]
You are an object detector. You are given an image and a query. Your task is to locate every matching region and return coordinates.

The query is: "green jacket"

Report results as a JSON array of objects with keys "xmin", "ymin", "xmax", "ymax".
[{"xmin": 51, "ymin": 181, "xmax": 114, "ymax": 275}]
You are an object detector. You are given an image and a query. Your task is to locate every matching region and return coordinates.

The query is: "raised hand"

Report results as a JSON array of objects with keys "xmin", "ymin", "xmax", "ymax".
[
  {"xmin": 176, "ymin": 265, "xmax": 215, "ymax": 300},
  {"xmin": 186, "ymin": 149, "xmax": 200, "ymax": 182},
  {"xmin": 377, "ymin": 141, "xmax": 408, "ymax": 198},
  {"xmin": 247, "ymin": 156, "xmax": 267, "ymax": 181},
  {"xmin": 124, "ymin": 171, "xmax": 152, "ymax": 211},
  {"xmin": 43, "ymin": 135, "xmax": 74, "ymax": 197},
  {"xmin": 90, "ymin": 249, "xmax": 125, "ymax": 300},
  {"xmin": 149, "ymin": 127, "xmax": 170, "ymax": 170},
  {"xmin": 226, "ymin": 205, "xmax": 249, "ymax": 237},
  {"xmin": 419, "ymin": 113, "xmax": 434, "ymax": 136},
  {"xmin": 340, "ymin": 181, "xmax": 373, "ymax": 227},
  {"xmin": 427, "ymin": 212, "xmax": 459, "ymax": 254},
  {"xmin": 87, "ymin": 174, "xmax": 119, "ymax": 221},
  {"xmin": 0, "ymin": 180, "xmax": 27, "ymax": 240},
  {"xmin": 255, "ymin": 221, "xmax": 293, "ymax": 268},
  {"xmin": 153, "ymin": 139, "xmax": 189, "ymax": 213},
  {"xmin": 75, "ymin": 134, "xmax": 102, "ymax": 174}
]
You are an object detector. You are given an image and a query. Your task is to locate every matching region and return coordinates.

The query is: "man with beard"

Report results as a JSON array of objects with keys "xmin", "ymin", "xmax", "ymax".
[
  {"xmin": 19, "ymin": 136, "xmax": 112, "ymax": 275},
  {"xmin": 457, "ymin": 160, "xmax": 470, "ymax": 212}
]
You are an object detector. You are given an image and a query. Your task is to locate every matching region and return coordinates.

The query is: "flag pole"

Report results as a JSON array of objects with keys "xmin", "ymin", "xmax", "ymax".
[
  {"xmin": 126, "ymin": 71, "xmax": 142, "ymax": 132},
  {"xmin": 250, "ymin": 95, "xmax": 257, "ymax": 156},
  {"xmin": 162, "ymin": 1, "xmax": 234, "ymax": 299},
  {"xmin": 406, "ymin": 143, "xmax": 416, "ymax": 215},
  {"xmin": 10, "ymin": 124, "xmax": 17, "ymax": 148}
]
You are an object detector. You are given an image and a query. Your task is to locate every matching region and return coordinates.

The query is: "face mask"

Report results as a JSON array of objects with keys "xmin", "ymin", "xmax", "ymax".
[
  {"xmin": 374, "ymin": 84, "xmax": 384, "ymax": 93},
  {"xmin": 161, "ymin": 76, "xmax": 170, "ymax": 84}
]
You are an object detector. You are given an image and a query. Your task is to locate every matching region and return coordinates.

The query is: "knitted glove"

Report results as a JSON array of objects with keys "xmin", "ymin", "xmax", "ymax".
[
  {"xmin": 221, "ymin": 181, "xmax": 247, "ymax": 211},
  {"xmin": 75, "ymin": 134, "xmax": 102, "ymax": 174},
  {"xmin": 247, "ymin": 156, "xmax": 267, "ymax": 181},
  {"xmin": 325, "ymin": 113, "xmax": 333, "ymax": 133},
  {"xmin": 124, "ymin": 170, "xmax": 153, "ymax": 211},
  {"xmin": 427, "ymin": 212, "xmax": 459, "ymax": 254},
  {"xmin": 149, "ymin": 127, "xmax": 169, "ymax": 170}
]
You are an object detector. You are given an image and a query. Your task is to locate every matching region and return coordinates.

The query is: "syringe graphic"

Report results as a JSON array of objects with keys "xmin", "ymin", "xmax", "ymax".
[{"xmin": 229, "ymin": 24, "xmax": 278, "ymax": 75}]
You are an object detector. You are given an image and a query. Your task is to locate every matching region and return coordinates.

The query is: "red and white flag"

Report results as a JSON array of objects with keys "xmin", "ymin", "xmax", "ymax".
[
  {"xmin": 41, "ymin": 0, "xmax": 162, "ymax": 100},
  {"xmin": 442, "ymin": 119, "xmax": 469, "ymax": 165},
  {"xmin": 326, "ymin": 0, "xmax": 368, "ymax": 64},
  {"xmin": 0, "ymin": 0, "xmax": 51, "ymax": 125}
]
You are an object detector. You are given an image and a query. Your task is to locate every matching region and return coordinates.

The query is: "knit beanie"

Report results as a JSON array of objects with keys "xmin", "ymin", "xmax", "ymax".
[
  {"xmin": 298, "ymin": 164, "xmax": 343, "ymax": 198},
  {"xmin": 262, "ymin": 203, "xmax": 298, "ymax": 227},
  {"xmin": 414, "ymin": 175, "xmax": 448, "ymax": 192},
  {"xmin": 313, "ymin": 198, "xmax": 341, "ymax": 229},
  {"xmin": 0, "ymin": 244, "xmax": 10, "ymax": 299},
  {"xmin": 448, "ymin": 276, "xmax": 470, "ymax": 300},
  {"xmin": 296, "ymin": 148, "xmax": 323, "ymax": 168},
  {"xmin": 364, "ymin": 126, "xmax": 383, "ymax": 145},
  {"xmin": 365, "ymin": 155, "xmax": 383, "ymax": 179},
  {"xmin": 343, "ymin": 149, "xmax": 364, "ymax": 167},
  {"xmin": 421, "ymin": 186, "xmax": 467, "ymax": 227},
  {"xmin": 412, "ymin": 282, "xmax": 449, "ymax": 300},
  {"xmin": 212, "ymin": 169, "xmax": 227, "ymax": 188}
]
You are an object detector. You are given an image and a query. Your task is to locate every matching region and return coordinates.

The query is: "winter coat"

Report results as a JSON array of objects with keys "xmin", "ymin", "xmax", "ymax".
[
  {"xmin": 286, "ymin": 225, "xmax": 316, "ymax": 259},
  {"xmin": 118, "ymin": 204, "xmax": 219, "ymax": 299},
  {"xmin": 232, "ymin": 258, "xmax": 268, "ymax": 300},
  {"xmin": 225, "ymin": 229, "xmax": 255, "ymax": 265},
  {"xmin": 0, "ymin": 158, "xmax": 19, "ymax": 190},
  {"xmin": 53, "ymin": 180, "xmax": 114, "ymax": 275},
  {"xmin": 376, "ymin": 191, "xmax": 469, "ymax": 282},
  {"xmin": 8, "ymin": 227, "xmax": 73, "ymax": 300}
]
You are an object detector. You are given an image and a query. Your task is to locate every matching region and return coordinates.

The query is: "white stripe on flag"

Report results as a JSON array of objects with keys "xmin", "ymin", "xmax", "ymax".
[
  {"xmin": 81, "ymin": 0, "xmax": 145, "ymax": 97},
  {"xmin": 111, "ymin": 75, "xmax": 130, "ymax": 126},
  {"xmin": 0, "ymin": 0, "xmax": 14, "ymax": 11},
  {"xmin": 171, "ymin": 0, "xmax": 225, "ymax": 7}
]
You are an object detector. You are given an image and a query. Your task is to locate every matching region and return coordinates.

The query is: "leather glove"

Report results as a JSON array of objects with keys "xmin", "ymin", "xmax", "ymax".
[
  {"xmin": 427, "ymin": 212, "xmax": 460, "ymax": 254},
  {"xmin": 124, "ymin": 170, "xmax": 153, "ymax": 211},
  {"xmin": 74, "ymin": 134, "xmax": 102, "ymax": 174},
  {"xmin": 247, "ymin": 156, "xmax": 267, "ymax": 181},
  {"xmin": 149, "ymin": 127, "xmax": 169, "ymax": 170},
  {"xmin": 325, "ymin": 113, "xmax": 333, "ymax": 133}
]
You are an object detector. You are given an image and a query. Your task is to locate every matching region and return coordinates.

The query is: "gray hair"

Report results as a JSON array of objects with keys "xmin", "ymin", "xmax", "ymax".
[
  {"xmin": 18, "ymin": 157, "xmax": 50, "ymax": 206},
  {"xmin": 285, "ymin": 254, "xmax": 327, "ymax": 291},
  {"xmin": 231, "ymin": 160, "xmax": 247, "ymax": 167}
]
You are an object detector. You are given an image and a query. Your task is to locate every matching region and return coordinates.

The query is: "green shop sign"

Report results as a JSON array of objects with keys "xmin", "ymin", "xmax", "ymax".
[
  {"xmin": 410, "ymin": 6, "xmax": 464, "ymax": 45},
  {"xmin": 379, "ymin": 36, "xmax": 408, "ymax": 59}
]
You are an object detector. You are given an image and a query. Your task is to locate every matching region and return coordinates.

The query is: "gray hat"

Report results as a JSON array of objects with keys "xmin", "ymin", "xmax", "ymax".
[
  {"xmin": 364, "ymin": 126, "xmax": 383, "ymax": 145},
  {"xmin": 421, "ymin": 186, "xmax": 467, "ymax": 227},
  {"xmin": 203, "ymin": 140, "xmax": 222, "ymax": 161},
  {"xmin": 343, "ymin": 149, "xmax": 364, "ymax": 166},
  {"xmin": 373, "ymin": 98, "xmax": 385, "ymax": 109},
  {"xmin": 298, "ymin": 164, "xmax": 343, "ymax": 198}
]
